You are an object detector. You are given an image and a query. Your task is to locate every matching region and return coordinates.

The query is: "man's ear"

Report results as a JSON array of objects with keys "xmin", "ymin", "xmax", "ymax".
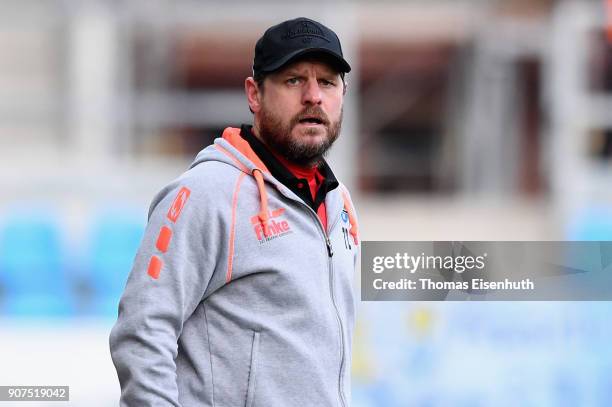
[{"xmin": 245, "ymin": 77, "xmax": 262, "ymax": 113}]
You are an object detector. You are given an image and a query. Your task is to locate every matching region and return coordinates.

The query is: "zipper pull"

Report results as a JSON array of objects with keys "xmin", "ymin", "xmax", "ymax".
[{"xmin": 326, "ymin": 236, "xmax": 334, "ymax": 257}]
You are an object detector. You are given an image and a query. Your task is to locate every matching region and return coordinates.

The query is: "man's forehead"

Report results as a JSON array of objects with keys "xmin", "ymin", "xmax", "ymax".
[{"xmin": 275, "ymin": 58, "xmax": 342, "ymax": 76}]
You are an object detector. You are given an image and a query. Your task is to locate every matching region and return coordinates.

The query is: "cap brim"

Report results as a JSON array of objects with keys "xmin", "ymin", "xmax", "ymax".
[{"xmin": 261, "ymin": 48, "xmax": 351, "ymax": 74}]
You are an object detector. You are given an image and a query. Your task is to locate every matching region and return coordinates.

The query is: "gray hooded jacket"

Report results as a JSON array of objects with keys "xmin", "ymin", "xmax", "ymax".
[{"xmin": 109, "ymin": 127, "xmax": 359, "ymax": 407}]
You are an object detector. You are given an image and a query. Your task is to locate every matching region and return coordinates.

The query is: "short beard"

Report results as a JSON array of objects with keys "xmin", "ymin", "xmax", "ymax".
[{"xmin": 258, "ymin": 105, "xmax": 342, "ymax": 167}]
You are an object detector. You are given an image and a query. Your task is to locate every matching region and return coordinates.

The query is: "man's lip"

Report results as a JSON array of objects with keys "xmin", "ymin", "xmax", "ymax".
[
  {"xmin": 297, "ymin": 122, "xmax": 324, "ymax": 127},
  {"xmin": 298, "ymin": 117, "xmax": 325, "ymax": 124}
]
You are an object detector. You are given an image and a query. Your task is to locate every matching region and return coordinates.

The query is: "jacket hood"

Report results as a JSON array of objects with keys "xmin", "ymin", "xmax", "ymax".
[{"xmin": 189, "ymin": 127, "xmax": 268, "ymax": 174}]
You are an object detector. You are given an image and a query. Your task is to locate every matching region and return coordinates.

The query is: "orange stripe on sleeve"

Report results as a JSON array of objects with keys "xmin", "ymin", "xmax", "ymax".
[
  {"xmin": 156, "ymin": 226, "xmax": 172, "ymax": 253},
  {"xmin": 148, "ymin": 255, "xmax": 163, "ymax": 279}
]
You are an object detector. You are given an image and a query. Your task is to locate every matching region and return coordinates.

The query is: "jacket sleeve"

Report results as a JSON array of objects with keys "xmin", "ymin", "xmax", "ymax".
[{"xmin": 109, "ymin": 179, "xmax": 222, "ymax": 406}]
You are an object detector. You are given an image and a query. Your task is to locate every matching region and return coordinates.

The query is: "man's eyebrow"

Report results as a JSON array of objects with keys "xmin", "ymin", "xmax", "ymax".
[
  {"xmin": 284, "ymin": 70, "xmax": 339, "ymax": 77},
  {"xmin": 281, "ymin": 70, "xmax": 305, "ymax": 77},
  {"xmin": 317, "ymin": 68, "xmax": 342, "ymax": 78}
]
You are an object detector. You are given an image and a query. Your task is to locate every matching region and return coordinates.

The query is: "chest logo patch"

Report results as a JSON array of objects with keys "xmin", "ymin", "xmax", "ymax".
[
  {"xmin": 341, "ymin": 209, "xmax": 353, "ymax": 250},
  {"xmin": 250, "ymin": 207, "xmax": 293, "ymax": 244}
]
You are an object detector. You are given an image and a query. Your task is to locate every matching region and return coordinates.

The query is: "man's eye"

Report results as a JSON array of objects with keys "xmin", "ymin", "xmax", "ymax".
[
  {"xmin": 320, "ymin": 79, "xmax": 336, "ymax": 87},
  {"xmin": 286, "ymin": 77, "xmax": 301, "ymax": 85}
]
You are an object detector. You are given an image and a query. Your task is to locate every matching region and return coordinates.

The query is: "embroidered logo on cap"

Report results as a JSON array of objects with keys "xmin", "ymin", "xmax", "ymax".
[{"xmin": 282, "ymin": 20, "xmax": 330, "ymax": 43}]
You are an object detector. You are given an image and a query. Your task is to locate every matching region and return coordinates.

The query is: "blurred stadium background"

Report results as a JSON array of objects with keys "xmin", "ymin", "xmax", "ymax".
[{"xmin": 1, "ymin": 0, "xmax": 612, "ymax": 405}]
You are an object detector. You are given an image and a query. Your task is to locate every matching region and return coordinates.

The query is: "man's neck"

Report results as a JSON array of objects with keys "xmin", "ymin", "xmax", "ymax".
[
  {"xmin": 271, "ymin": 150, "xmax": 318, "ymax": 178},
  {"xmin": 251, "ymin": 123, "xmax": 264, "ymax": 142}
]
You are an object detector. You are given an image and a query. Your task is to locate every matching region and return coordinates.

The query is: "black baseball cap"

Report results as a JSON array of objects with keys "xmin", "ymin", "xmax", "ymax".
[{"xmin": 253, "ymin": 17, "xmax": 351, "ymax": 76}]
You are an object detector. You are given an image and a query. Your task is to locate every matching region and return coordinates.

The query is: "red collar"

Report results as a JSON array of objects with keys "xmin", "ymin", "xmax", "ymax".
[{"xmin": 270, "ymin": 150, "xmax": 319, "ymax": 180}]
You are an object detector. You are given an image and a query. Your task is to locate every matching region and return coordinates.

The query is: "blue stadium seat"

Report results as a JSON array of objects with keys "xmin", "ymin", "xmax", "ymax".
[
  {"xmin": 567, "ymin": 206, "xmax": 612, "ymax": 240},
  {"xmin": 0, "ymin": 212, "xmax": 73, "ymax": 316},
  {"xmin": 87, "ymin": 208, "xmax": 145, "ymax": 317}
]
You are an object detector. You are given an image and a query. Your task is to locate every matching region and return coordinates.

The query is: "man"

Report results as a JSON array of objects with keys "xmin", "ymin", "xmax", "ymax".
[{"xmin": 110, "ymin": 17, "xmax": 359, "ymax": 407}]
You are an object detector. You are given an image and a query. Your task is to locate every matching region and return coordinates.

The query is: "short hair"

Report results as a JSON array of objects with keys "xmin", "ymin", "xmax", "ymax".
[{"xmin": 253, "ymin": 71, "xmax": 268, "ymax": 94}]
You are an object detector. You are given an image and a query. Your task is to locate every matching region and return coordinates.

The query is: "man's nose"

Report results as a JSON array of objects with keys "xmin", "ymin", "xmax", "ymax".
[{"xmin": 301, "ymin": 79, "xmax": 322, "ymax": 105}]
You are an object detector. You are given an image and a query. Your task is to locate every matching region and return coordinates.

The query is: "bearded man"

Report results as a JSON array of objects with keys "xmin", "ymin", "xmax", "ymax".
[{"xmin": 110, "ymin": 17, "xmax": 359, "ymax": 407}]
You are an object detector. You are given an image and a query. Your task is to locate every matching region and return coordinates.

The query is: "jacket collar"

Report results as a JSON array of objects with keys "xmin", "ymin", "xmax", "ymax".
[{"xmin": 239, "ymin": 124, "xmax": 339, "ymax": 212}]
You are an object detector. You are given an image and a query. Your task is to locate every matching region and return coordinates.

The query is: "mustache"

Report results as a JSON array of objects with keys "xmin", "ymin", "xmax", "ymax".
[{"xmin": 290, "ymin": 106, "xmax": 330, "ymax": 127}]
